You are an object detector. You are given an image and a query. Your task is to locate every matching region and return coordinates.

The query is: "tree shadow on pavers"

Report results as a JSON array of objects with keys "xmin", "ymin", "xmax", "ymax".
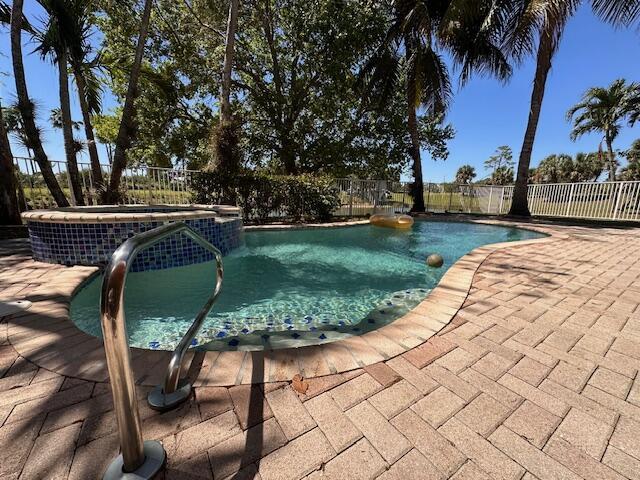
[
  {"xmin": 0, "ymin": 348, "xmax": 94, "ymax": 478},
  {"xmin": 199, "ymin": 351, "xmax": 267, "ymax": 480}
]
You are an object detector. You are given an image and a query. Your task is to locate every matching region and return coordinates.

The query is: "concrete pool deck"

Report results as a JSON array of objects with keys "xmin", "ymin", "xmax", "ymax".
[{"xmin": 1, "ymin": 217, "xmax": 640, "ymax": 479}]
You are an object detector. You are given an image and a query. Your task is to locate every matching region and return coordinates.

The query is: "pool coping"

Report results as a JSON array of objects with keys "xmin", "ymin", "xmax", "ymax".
[
  {"xmin": 4, "ymin": 217, "xmax": 566, "ymax": 386},
  {"xmin": 21, "ymin": 204, "xmax": 241, "ymax": 223}
]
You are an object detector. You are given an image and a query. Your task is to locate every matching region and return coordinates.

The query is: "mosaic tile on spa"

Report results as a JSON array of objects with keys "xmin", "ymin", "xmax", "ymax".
[{"xmin": 25, "ymin": 216, "xmax": 243, "ymax": 271}]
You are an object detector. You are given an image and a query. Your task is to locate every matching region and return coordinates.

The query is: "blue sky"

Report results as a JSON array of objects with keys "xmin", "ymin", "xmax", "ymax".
[{"xmin": 1, "ymin": 2, "xmax": 639, "ymax": 181}]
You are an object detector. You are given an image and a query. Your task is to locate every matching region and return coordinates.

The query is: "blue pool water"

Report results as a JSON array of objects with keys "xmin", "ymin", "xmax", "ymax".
[{"xmin": 70, "ymin": 221, "xmax": 544, "ymax": 351}]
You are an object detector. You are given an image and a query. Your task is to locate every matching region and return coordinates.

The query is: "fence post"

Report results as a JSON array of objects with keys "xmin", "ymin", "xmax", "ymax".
[
  {"xmin": 373, "ymin": 181, "xmax": 378, "ymax": 214},
  {"xmin": 565, "ymin": 183, "xmax": 575, "ymax": 217},
  {"xmin": 447, "ymin": 186, "xmax": 453, "ymax": 212},
  {"xmin": 348, "ymin": 180, "xmax": 354, "ymax": 217},
  {"xmin": 66, "ymin": 169, "xmax": 77, "ymax": 206},
  {"xmin": 487, "ymin": 187, "xmax": 493, "ymax": 214},
  {"xmin": 612, "ymin": 182, "xmax": 624, "ymax": 220},
  {"xmin": 425, "ymin": 185, "xmax": 431, "ymax": 212},
  {"xmin": 498, "ymin": 187, "xmax": 505, "ymax": 214}
]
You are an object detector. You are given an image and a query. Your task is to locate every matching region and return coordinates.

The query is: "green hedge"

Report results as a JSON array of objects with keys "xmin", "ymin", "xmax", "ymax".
[{"xmin": 192, "ymin": 171, "xmax": 340, "ymax": 222}]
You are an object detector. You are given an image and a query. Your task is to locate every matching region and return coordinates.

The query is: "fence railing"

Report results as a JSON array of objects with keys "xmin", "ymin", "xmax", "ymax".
[
  {"xmin": 13, "ymin": 157, "xmax": 197, "ymax": 209},
  {"xmin": 12, "ymin": 157, "xmax": 640, "ymax": 222}
]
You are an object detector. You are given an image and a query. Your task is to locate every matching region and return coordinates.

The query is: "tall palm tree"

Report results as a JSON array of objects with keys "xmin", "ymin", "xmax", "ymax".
[
  {"xmin": 508, "ymin": 0, "xmax": 640, "ymax": 216},
  {"xmin": 361, "ymin": 0, "xmax": 511, "ymax": 211},
  {"xmin": 10, "ymin": 0, "xmax": 69, "ymax": 207},
  {"xmin": 567, "ymin": 79, "xmax": 639, "ymax": 180},
  {"xmin": 62, "ymin": 0, "xmax": 106, "ymax": 189},
  {"xmin": 35, "ymin": 0, "xmax": 85, "ymax": 205},
  {"xmin": 103, "ymin": 0, "xmax": 153, "ymax": 203}
]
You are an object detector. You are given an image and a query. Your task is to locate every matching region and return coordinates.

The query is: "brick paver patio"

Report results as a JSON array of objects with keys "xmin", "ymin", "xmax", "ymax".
[{"xmin": 2, "ymin": 218, "xmax": 640, "ymax": 479}]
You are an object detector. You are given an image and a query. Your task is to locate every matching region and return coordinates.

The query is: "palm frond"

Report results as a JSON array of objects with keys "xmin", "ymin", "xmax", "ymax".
[{"xmin": 591, "ymin": 0, "xmax": 640, "ymax": 27}]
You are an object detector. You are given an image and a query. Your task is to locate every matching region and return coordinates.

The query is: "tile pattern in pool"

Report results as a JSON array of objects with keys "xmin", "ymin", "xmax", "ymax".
[{"xmin": 26, "ymin": 217, "xmax": 243, "ymax": 271}]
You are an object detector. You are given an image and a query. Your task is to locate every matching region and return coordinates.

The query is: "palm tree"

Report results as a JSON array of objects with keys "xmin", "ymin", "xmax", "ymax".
[
  {"xmin": 455, "ymin": 165, "xmax": 476, "ymax": 184},
  {"xmin": 508, "ymin": 0, "xmax": 640, "ymax": 216},
  {"xmin": 567, "ymin": 79, "xmax": 639, "ymax": 181},
  {"xmin": 103, "ymin": 0, "xmax": 153, "ymax": 203},
  {"xmin": 0, "ymin": 101, "xmax": 22, "ymax": 224},
  {"xmin": 9, "ymin": 0, "xmax": 69, "ymax": 207},
  {"xmin": 62, "ymin": 0, "xmax": 106, "ymax": 189},
  {"xmin": 361, "ymin": 1, "xmax": 511, "ymax": 212},
  {"xmin": 35, "ymin": 0, "xmax": 85, "ymax": 205}
]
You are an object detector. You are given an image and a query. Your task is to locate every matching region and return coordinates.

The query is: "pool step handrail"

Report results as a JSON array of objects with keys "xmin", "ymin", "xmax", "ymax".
[
  {"xmin": 147, "ymin": 228, "xmax": 224, "ymax": 411},
  {"xmin": 100, "ymin": 221, "xmax": 223, "ymax": 480}
]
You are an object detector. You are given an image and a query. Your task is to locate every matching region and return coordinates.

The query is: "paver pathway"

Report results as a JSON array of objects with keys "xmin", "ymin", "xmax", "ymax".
[{"xmin": 2, "ymin": 220, "xmax": 640, "ymax": 479}]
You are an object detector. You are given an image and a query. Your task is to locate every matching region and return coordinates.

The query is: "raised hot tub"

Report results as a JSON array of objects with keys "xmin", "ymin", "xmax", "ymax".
[{"xmin": 21, "ymin": 205, "xmax": 243, "ymax": 271}]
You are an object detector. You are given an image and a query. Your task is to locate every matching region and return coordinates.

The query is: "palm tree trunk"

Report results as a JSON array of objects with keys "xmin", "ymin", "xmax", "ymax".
[
  {"xmin": 104, "ymin": 0, "xmax": 153, "ymax": 204},
  {"xmin": 58, "ymin": 49, "xmax": 84, "ymax": 206},
  {"xmin": 605, "ymin": 133, "xmax": 617, "ymax": 181},
  {"xmin": 72, "ymin": 62, "xmax": 104, "ymax": 191},
  {"xmin": 220, "ymin": 0, "xmax": 239, "ymax": 124},
  {"xmin": 10, "ymin": 0, "xmax": 69, "ymax": 207},
  {"xmin": 0, "ymin": 103, "xmax": 22, "ymax": 224},
  {"xmin": 509, "ymin": 21, "xmax": 555, "ymax": 217}
]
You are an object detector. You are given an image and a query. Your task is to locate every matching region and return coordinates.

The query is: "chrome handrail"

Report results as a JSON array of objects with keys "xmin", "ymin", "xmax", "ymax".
[
  {"xmin": 148, "ymin": 225, "xmax": 224, "ymax": 411},
  {"xmin": 100, "ymin": 221, "xmax": 223, "ymax": 478}
]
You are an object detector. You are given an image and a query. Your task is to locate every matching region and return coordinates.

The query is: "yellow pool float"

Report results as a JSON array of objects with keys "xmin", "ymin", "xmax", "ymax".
[{"xmin": 369, "ymin": 214, "xmax": 414, "ymax": 229}]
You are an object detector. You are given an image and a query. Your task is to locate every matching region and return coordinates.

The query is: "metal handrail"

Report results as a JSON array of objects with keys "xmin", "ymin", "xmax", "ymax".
[
  {"xmin": 100, "ymin": 222, "xmax": 223, "ymax": 478},
  {"xmin": 147, "ymin": 225, "xmax": 224, "ymax": 411}
]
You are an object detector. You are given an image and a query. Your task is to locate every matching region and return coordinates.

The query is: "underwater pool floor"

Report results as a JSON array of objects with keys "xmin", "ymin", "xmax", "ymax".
[{"xmin": 70, "ymin": 221, "xmax": 544, "ymax": 351}]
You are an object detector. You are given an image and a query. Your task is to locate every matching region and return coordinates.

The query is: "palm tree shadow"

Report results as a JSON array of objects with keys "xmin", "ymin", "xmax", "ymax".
[{"xmin": 229, "ymin": 350, "xmax": 265, "ymax": 479}]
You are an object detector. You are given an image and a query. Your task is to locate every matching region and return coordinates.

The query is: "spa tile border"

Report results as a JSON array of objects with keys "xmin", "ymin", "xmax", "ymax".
[{"xmin": 4, "ymin": 217, "xmax": 565, "ymax": 386}]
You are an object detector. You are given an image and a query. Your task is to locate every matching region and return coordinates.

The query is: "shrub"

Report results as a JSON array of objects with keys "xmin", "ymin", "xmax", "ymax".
[{"xmin": 192, "ymin": 171, "xmax": 340, "ymax": 223}]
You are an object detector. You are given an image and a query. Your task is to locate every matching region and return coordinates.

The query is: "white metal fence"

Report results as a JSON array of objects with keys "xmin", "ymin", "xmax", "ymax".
[
  {"xmin": 12, "ymin": 157, "xmax": 640, "ymax": 222},
  {"xmin": 13, "ymin": 157, "xmax": 196, "ymax": 209}
]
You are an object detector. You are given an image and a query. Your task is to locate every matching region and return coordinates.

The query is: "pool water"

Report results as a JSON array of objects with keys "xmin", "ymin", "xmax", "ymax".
[{"xmin": 70, "ymin": 221, "xmax": 544, "ymax": 351}]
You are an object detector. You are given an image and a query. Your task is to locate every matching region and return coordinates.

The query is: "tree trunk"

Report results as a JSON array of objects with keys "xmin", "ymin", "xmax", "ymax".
[
  {"xmin": 0, "ymin": 103, "xmax": 22, "ymax": 225},
  {"xmin": 72, "ymin": 62, "xmax": 104, "ymax": 191},
  {"xmin": 405, "ymin": 51, "xmax": 425, "ymax": 212},
  {"xmin": 58, "ymin": 49, "xmax": 84, "ymax": 206},
  {"xmin": 280, "ymin": 137, "xmax": 298, "ymax": 175},
  {"xmin": 605, "ymin": 134, "xmax": 617, "ymax": 181},
  {"xmin": 220, "ymin": 0, "xmax": 239, "ymax": 124},
  {"xmin": 10, "ymin": 0, "xmax": 69, "ymax": 207},
  {"xmin": 509, "ymin": 20, "xmax": 555, "ymax": 217},
  {"xmin": 104, "ymin": 0, "xmax": 153, "ymax": 203}
]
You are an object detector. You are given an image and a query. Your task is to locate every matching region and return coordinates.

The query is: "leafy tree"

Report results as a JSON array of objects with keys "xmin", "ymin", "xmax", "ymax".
[
  {"xmin": 509, "ymin": 0, "xmax": 640, "ymax": 217},
  {"xmin": 567, "ymin": 79, "xmax": 639, "ymax": 181},
  {"xmin": 9, "ymin": 0, "xmax": 68, "ymax": 206},
  {"xmin": 455, "ymin": 165, "xmax": 476, "ymax": 184},
  {"xmin": 93, "ymin": 109, "xmax": 120, "ymax": 164},
  {"xmin": 484, "ymin": 146, "xmax": 514, "ymax": 176},
  {"xmin": 361, "ymin": 0, "xmax": 512, "ymax": 211}
]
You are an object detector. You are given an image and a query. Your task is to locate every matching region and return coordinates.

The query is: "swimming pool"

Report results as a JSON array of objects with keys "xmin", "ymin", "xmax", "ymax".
[{"xmin": 70, "ymin": 221, "xmax": 544, "ymax": 351}]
